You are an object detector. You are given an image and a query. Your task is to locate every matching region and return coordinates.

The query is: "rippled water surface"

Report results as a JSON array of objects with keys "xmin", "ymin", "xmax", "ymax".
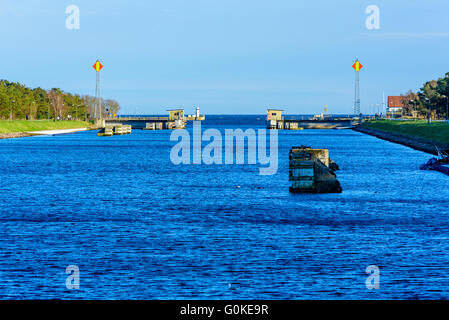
[{"xmin": 0, "ymin": 115, "xmax": 448, "ymax": 299}]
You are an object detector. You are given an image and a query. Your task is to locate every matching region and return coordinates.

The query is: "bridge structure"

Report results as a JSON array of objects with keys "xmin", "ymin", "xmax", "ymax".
[
  {"xmin": 266, "ymin": 109, "xmax": 360, "ymax": 129},
  {"xmin": 104, "ymin": 116, "xmax": 170, "ymax": 129},
  {"xmin": 104, "ymin": 112, "xmax": 205, "ymax": 130}
]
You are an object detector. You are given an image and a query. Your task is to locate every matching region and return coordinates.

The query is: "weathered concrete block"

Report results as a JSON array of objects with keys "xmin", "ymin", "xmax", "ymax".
[{"xmin": 289, "ymin": 146, "xmax": 342, "ymax": 193}]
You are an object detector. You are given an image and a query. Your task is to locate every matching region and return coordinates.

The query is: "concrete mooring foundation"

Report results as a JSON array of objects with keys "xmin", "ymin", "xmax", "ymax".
[{"xmin": 289, "ymin": 146, "xmax": 342, "ymax": 193}]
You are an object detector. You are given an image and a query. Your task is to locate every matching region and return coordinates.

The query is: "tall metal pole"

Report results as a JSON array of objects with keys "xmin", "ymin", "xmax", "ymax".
[
  {"xmin": 93, "ymin": 59, "xmax": 103, "ymax": 121},
  {"xmin": 95, "ymin": 70, "xmax": 101, "ymax": 120},
  {"xmin": 352, "ymin": 59, "xmax": 362, "ymax": 116},
  {"xmin": 354, "ymin": 70, "xmax": 360, "ymax": 116}
]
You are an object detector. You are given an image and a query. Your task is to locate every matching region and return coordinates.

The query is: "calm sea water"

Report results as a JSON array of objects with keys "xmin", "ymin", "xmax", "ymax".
[{"xmin": 0, "ymin": 115, "xmax": 448, "ymax": 300}]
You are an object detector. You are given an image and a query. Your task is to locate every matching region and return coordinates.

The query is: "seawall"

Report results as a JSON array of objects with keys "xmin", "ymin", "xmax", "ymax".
[{"xmin": 353, "ymin": 126, "xmax": 449, "ymax": 155}]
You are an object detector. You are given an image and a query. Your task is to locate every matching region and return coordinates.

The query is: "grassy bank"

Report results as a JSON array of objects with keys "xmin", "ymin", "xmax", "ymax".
[
  {"xmin": 0, "ymin": 120, "xmax": 94, "ymax": 134},
  {"xmin": 362, "ymin": 120, "xmax": 449, "ymax": 145}
]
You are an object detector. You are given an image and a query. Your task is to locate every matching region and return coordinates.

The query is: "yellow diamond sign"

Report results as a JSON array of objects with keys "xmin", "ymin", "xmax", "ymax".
[
  {"xmin": 352, "ymin": 60, "xmax": 363, "ymax": 72},
  {"xmin": 93, "ymin": 60, "xmax": 103, "ymax": 72}
]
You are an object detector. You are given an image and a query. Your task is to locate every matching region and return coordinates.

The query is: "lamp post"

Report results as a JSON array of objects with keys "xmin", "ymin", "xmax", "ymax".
[
  {"xmin": 410, "ymin": 100, "xmax": 416, "ymax": 120},
  {"xmin": 10, "ymin": 100, "xmax": 15, "ymax": 121},
  {"xmin": 30, "ymin": 101, "xmax": 35, "ymax": 120},
  {"xmin": 442, "ymin": 95, "xmax": 449, "ymax": 123},
  {"xmin": 425, "ymin": 98, "xmax": 431, "ymax": 125}
]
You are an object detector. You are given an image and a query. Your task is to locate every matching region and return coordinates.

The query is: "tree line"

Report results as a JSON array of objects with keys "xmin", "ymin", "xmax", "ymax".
[
  {"xmin": 0, "ymin": 80, "xmax": 120, "ymax": 120},
  {"xmin": 400, "ymin": 72, "xmax": 449, "ymax": 119}
]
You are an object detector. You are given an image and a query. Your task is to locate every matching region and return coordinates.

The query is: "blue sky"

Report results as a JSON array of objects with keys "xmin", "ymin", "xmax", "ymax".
[{"xmin": 0, "ymin": 0, "xmax": 448, "ymax": 114}]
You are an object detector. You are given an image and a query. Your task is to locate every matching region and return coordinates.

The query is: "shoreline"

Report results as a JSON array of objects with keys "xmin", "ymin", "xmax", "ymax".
[
  {"xmin": 0, "ymin": 128, "xmax": 90, "ymax": 140},
  {"xmin": 0, "ymin": 132, "xmax": 34, "ymax": 139},
  {"xmin": 27, "ymin": 128, "xmax": 89, "ymax": 135},
  {"xmin": 353, "ymin": 125, "xmax": 448, "ymax": 155}
]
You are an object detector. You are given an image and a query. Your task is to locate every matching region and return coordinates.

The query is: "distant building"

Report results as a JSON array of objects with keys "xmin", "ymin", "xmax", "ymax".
[
  {"xmin": 266, "ymin": 109, "xmax": 284, "ymax": 129},
  {"xmin": 167, "ymin": 109, "xmax": 185, "ymax": 121},
  {"xmin": 266, "ymin": 109, "xmax": 283, "ymax": 121},
  {"xmin": 185, "ymin": 107, "xmax": 205, "ymax": 121},
  {"xmin": 387, "ymin": 96, "xmax": 404, "ymax": 118}
]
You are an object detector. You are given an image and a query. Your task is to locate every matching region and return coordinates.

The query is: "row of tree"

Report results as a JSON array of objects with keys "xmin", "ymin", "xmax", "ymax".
[
  {"xmin": 400, "ymin": 72, "xmax": 449, "ymax": 119},
  {"xmin": 0, "ymin": 80, "xmax": 120, "ymax": 120}
]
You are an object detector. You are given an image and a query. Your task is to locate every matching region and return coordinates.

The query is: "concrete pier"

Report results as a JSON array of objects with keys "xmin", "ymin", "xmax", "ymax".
[{"xmin": 97, "ymin": 124, "xmax": 131, "ymax": 136}]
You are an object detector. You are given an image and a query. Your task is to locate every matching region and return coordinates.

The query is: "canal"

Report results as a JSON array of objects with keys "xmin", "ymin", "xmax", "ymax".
[{"xmin": 0, "ymin": 115, "xmax": 448, "ymax": 299}]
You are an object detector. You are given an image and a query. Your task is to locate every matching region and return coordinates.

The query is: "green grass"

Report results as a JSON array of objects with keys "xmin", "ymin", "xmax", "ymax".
[
  {"xmin": 363, "ymin": 120, "xmax": 449, "ymax": 144},
  {"xmin": 0, "ymin": 120, "xmax": 94, "ymax": 134}
]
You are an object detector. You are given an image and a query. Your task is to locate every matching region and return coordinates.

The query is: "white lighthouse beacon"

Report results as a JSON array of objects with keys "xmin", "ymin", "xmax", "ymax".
[{"xmin": 195, "ymin": 107, "xmax": 200, "ymax": 118}]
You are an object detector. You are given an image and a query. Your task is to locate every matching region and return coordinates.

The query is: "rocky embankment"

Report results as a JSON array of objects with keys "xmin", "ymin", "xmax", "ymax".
[
  {"xmin": 0, "ymin": 132, "xmax": 33, "ymax": 139},
  {"xmin": 353, "ymin": 126, "xmax": 449, "ymax": 155},
  {"xmin": 0, "ymin": 128, "xmax": 90, "ymax": 140}
]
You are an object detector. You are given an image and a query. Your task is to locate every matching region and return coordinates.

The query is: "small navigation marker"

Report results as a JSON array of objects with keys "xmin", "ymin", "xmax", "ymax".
[
  {"xmin": 352, "ymin": 60, "xmax": 363, "ymax": 72},
  {"xmin": 93, "ymin": 60, "xmax": 103, "ymax": 72}
]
